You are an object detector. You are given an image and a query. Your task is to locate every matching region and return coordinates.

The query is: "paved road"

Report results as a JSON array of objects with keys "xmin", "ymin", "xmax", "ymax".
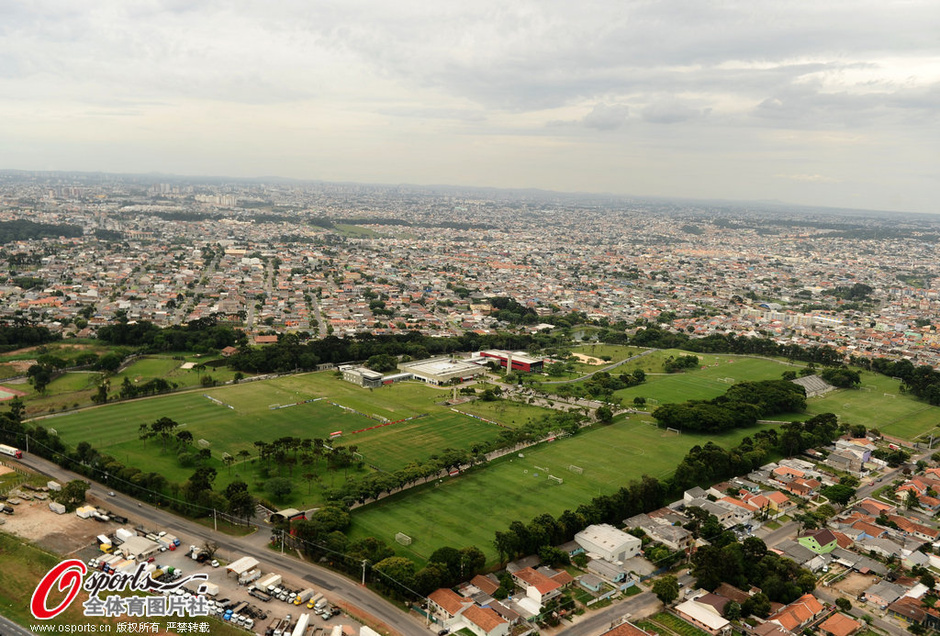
[
  {"xmin": 16, "ymin": 453, "xmax": 429, "ymax": 636},
  {"xmin": 0, "ymin": 614, "xmax": 34, "ymax": 636},
  {"xmin": 814, "ymin": 586, "xmax": 906, "ymax": 636},
  {"xmin": 557, "ymin": 590, "xmax": 661, "ymax": 636}
]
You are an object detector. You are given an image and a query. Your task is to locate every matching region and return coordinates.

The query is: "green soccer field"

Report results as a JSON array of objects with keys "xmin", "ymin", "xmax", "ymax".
[
  {"xmin": 611, "ymin": 354, "xmax": 804, "ymax": 404},
  {"xmin": 802, "ymin": 370, "xmax": 938, "ymax": 439},
  {"xmin": 347, "ymin": 414, "xmax": 775, "ymax": 565},
  {"xmin": 37, "ymin": 373, "xmax": 529, "ymax": 507}
]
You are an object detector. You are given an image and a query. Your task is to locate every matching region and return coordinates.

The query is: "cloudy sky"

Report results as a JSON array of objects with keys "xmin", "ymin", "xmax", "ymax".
[{"xmin": 1, "ymin": 1, "xmax": 938, "ymax": 213}]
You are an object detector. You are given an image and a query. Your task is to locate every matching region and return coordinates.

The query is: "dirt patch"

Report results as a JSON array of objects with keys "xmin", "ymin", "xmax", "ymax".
[
  {"xmin": 1, "ymin": 498, "xmax": 104, "ymax": 555},
  {"xmin": 0, "ymin": 465, "xmax": 13, "ymax": 477},
  {"xmin": 2, "ymin": 359, "xmax": 37, "ymax": 374},
  {"xmin": 830, "ymin": 571, "xmax": 878, "ymax": 598},
  {"xmin": 572, "ymin": 353, "xmax": 605, "ymax": 365}
]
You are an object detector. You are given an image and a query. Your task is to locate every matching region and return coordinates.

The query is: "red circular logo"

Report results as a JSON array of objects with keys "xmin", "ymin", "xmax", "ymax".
[{"xmin": 30, "ymin": 559, "xmax": 87, "ymax": 620}]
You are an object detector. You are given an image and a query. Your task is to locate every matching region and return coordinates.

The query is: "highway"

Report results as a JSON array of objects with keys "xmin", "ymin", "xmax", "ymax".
[
  {"xmin": 0, "ymin": 613, "xmax": 35, "ymax": 636},
  {"xmin": 16, "ymin": 453, "xmax": 430, "ymax": 636}
]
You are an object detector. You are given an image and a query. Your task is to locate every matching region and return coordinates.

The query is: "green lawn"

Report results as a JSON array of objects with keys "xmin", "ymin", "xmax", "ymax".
[
  {"xmin": 611, "ymin": 354, "xmax": 802, "ymax": 405},
  {"xmin": 36, "ymin": 372, "xmax": 542, "ymax": 508},
  {"xmin": 348, "ymin": 414, "xmax": 775, "ymax": 565},
  {"xmin": 457, "ymin": 400, "xmax": 556, "ymax": 428},
  {"xmin": 802, "ymin": 371, "xmax": 936, "ymax": 439},
  {"xmin": 651, "ymin": 612, "xmax": 711, "ymax": 636}
]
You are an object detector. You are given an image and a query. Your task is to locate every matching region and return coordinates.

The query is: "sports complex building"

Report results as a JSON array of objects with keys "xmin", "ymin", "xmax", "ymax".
[
  {"xmin": 476, "ymin": 350, "xmax": 544, "ymax": 373},
  {"xmin": 398, "ymin": 356, "xmax": 486, "ymax": 386}
]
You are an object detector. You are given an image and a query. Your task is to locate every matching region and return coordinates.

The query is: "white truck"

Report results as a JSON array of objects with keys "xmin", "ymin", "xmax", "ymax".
[
  {"xmin": 257, "ymin": 573, "xmax": 282, "ymax": 590},
  {"xmin": 292, "ymin": 613, "xmax": 310, "ymax": 636},
  {"xmin": 238, "ymin": 568, "xmax": 261, "ymax": 585},
  {"xmin": 0, "ymin": 444, "xmax": 23, "ymax": 459}
]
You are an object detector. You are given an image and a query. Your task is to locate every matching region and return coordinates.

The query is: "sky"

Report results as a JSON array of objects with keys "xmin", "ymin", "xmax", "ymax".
[{"xmin": 1, "ymin": 1, "xmax": 938, "ymax": 213}]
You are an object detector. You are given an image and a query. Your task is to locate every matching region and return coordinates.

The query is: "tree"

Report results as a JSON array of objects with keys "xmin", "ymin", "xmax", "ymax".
[
  {"xmin": 227, "ymin": 489, "xmax": 255, "ymax": 521},
  {"xmin": 652, "ymin": 575, "xmax": 679, "ymax": 605},
  {"xmin": 724, "ymin": 601, "xmax": 742, "ymax": 621},
  {"xmin": 27, "ymin": 364, "xmax": 53, "ymax": 394},
  {"xmin": 742, "ymin": 592, "xmax": 771, "ymax": 618},
  {"xmin": 264, "ymin": 477, "xmax": 293, "ymax": 502},
  {"xmin": 920, "ymin": 572, "xmax": 936, "ymax": 590},
  {"xmin": 835, "ymin": 597, "xmax": 852, "ymax": 612},
  {"xmin": 633, "ymin": 396, "xmax": 647, "ymax": 407},
  {"xmin": 372, "ymin": 557, "xmax": 417, "ymax": 598},
  {"xmin": 821, "ymin": 484, "xmax": 856, "ymax": 506},
  {"xmin": 459, "ymin": 546, "xmax": 486, "ymax": 579},
  {"xmin": 53, "ymin": 479, "xmax": 89, "ymax": 512},
  {"xmin": 595, "ymin": 405, "xmax": 614, "ymax": 423},
  {"xmin": 202, "ymin": 541, "xmax": 219, "ymax": 560}
]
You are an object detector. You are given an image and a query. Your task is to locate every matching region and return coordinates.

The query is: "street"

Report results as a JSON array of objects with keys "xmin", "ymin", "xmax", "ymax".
[
  {"xmin": 17, "ymin": 453, "xmax": 430, "ymax": 636},
  {"xmin": 558, "ymin": 590, "xmax": 661, "ymax": 636}
]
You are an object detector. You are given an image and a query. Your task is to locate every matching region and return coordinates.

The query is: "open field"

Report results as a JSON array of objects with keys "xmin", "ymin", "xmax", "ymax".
[
  {"xmin": 534, "ymin": 344, "xmax": 644, "ymax": 380},
  {"xmin": 348, "ymin": 414, "xmax": 775, "ymax": 564},
  {"xmin": 611, "ymin": 353, "xmax": 799, "ymax": 404},
  {"xmin": 17, "ymin": 353, "xmax": 239, "ymax": 415},
  {"xmin": 35, "ymin": 373, "xmax": 537, "ymax": 508},
  {"xmin": 803, "ymin": 371, "xmax": 938, "ymax": 439},
  {"xmin": 456, "ymin": 400, "xmax": 555, "ymax": 428}
]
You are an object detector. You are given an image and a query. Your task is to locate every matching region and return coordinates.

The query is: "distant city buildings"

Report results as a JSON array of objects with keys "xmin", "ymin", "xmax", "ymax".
[{"xmin": 2, "ymin": 170, "xmax": 940, "ymax": 370}]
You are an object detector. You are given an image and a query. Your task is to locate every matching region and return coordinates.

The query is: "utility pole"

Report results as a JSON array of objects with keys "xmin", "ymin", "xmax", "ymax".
[
  {"xmin": 213, "ymin": 508, "xmax": 217, "ymax": 532},
  {"xmin": 281, "ymin": 529, "xmax": 285, "ymax": 554},
  {"xmin": 361, "ymin": 559, "xmax": 368, "ymax": 586}
]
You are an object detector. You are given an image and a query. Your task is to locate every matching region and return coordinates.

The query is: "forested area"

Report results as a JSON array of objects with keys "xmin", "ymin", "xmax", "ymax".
[{"xmin": 651, "ymin": 380, "xmax": 807, "ymax": 432}]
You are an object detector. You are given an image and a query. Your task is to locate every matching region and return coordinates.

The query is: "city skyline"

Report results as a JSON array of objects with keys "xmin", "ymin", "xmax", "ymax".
[{"xmin": 1, "ymin": 1, "xmax": 938, "ymax": 214}]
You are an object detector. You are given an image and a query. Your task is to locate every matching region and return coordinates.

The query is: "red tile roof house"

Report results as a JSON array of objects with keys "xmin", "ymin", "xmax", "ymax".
[
  {"xmin": 767, "ymin": 594, "xmax": 825, "ymax": 633},
  {"xmin": 470, "ymin": 574, "xmax": 501, "ymax": 596},
  {"xmin": 511, "ymin": 567, "xmax": 563, "ymax": 607},
  {"xmin": 818, "ymin": 613, "xmax": 863, "ymax": 636},
  {"xmin": 428, "ymin": 588, "xmax": 473, "ymax": 625},
  {"xmin": 461, "ymin": 605, "xmax": 510, "ymax": 636}
]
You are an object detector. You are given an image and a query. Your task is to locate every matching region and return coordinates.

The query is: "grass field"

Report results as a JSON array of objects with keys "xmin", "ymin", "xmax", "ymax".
[
  {"xmin": 803, "ymin": 370, "xmax": 939, "ymax": 439},
  {"xmin": 611, "ymin": 353, "xmax": 803, "ymax": 405},
  {"xmin": 348, "ymin": 414, "xmax": 775, "ymax": 565},
  {"xmin": 16, "ymin": 353, "xmax": 240, "ymax": 415},
  {"xmin": 456, "ymin": 400, "xmax": 555, "ymax": 428},
  {"xmin": 534, "ymin": 344, "xmax": 644, "ymax": 380},
  {"xmin": 37, "ymin": 373, "xmax": 536, "ymax": 508}
]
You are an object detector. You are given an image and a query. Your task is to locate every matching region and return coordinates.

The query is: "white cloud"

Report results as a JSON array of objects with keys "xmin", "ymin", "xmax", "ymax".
[{"xmin": 0, "ymin": 0, "xmax": 937, "ymax": 212}]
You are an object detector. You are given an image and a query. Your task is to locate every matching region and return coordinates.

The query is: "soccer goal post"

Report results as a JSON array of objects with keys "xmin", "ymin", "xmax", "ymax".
[
  {"xmin": 548, "ymin": 475, "xmax": 564, "ymax": 484},
  {"xmin": 395, "ymin": 532, "xmax": 413, "ymax": 546},
  {"xmin": 568, "ymin": 465, "xmax": 583, "ymax": 474},
  {"xmin": 666, "ymin": 427, "xmax": 681, "ymax": 435}
]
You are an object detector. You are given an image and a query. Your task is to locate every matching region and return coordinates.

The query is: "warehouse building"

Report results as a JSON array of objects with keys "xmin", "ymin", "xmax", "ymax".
[{"xmin": 575, "ymin": 524, "xmax": 642, "ymax": 563}]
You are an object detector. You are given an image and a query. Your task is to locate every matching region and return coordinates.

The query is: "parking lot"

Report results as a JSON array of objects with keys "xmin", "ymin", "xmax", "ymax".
[{"xmin": 77, "ymin": 522, "xmax": 349, "ymax": 634}]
